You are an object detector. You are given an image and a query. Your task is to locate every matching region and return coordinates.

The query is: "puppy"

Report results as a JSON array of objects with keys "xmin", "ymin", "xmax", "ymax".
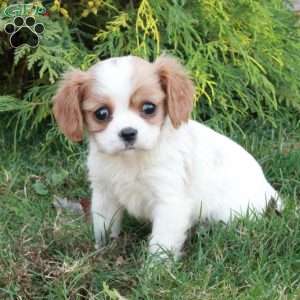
[{"xmin": 53, "ymin": 55, "xmax": 281, "ymax": 257}]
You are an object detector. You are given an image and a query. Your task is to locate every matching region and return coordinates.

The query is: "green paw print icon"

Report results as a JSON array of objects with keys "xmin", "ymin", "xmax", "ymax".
[{"xmin": 4, "ymin": 16, "xmax": 44, "ymax": 48}]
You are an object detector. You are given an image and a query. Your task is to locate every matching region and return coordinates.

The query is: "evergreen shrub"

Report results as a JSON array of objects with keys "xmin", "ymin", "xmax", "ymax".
[{"xmin": 0, "ymin": 0, "xmax": 299, "ymax": 143}]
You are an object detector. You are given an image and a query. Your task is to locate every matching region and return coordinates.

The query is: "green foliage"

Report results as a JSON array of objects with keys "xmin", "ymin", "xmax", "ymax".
[{"xmin": 0, "ymin": 0, "xmax": 300, "ymax": 143}]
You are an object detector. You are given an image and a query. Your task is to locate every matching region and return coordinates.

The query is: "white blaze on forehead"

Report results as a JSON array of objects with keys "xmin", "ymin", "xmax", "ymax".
[{"xmin": 89, "ymin": 56, "xmax": 134, "ymax": 106}]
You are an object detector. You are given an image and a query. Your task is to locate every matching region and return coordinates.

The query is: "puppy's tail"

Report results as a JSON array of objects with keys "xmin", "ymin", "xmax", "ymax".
[{"xmin": 266, "ymin": 184, "xmax": 283, "ymax": 213}]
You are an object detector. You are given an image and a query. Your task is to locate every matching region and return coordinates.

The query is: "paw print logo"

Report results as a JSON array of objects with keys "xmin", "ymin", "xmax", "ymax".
[{"xmin": 4, "ymin": 16, "xmax": 44, "ymax": 48}]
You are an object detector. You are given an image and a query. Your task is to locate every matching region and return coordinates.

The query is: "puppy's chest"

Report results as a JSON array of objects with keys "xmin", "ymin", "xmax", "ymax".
[{"xmin": 110, "ymin": 168, "xmax": 157, "ymax": 219}]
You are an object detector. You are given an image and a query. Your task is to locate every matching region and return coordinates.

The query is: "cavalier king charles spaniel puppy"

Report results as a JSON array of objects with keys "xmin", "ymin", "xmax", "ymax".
[{"xmin": 53, "ymin": 55, "xmax": 281, "ymax": 258}]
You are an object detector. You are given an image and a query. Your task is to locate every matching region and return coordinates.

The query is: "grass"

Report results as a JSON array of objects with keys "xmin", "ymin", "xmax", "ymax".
[{"xmin": 0, "ymin": 116, "xmax": 300, "ymax": 299}]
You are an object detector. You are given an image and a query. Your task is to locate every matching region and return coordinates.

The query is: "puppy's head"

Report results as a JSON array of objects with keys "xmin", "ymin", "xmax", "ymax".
[{"xmin": 53, "ymin": 55, "xmax": 194, "ymax": 154}]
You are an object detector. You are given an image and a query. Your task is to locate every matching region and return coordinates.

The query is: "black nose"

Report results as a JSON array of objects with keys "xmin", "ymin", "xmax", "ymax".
[{"xmin": 119, "ymin": 127, "xmax": 138, "ymax": 143}]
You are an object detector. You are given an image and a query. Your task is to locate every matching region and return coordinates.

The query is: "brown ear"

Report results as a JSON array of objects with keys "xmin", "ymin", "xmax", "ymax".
[
  {"xmin": 155, "ymin": 55, "xmax": 194, "ymax": 128},
  {"xmin": 52, "ymin": 70, "xmax": 91, "ymax": 142}
]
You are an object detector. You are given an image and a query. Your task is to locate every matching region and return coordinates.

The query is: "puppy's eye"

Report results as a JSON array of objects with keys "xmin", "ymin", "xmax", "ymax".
[
  {"xmin": 95, "ymin": 106, "xmax": 110, "ymax": 121},
  {"xmin": 142, "ymin": 102, "xmax": 156, "ymax": 115}
]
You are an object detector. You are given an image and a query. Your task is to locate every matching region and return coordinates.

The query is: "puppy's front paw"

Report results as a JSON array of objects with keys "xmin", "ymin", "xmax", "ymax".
[
  {"xmin": 149, "ymin": 243, "xmax": 180, "ymax": 262},
  {"xmin": 95, "ymin": 235, "xmax": 120, "ymax": 250},
  {"xmin": 143, "ymin": 251, "xmax": 176, "ymax": 273},
  {"xmin": 94, "ymin": 236, "xmax": 107, "ymax": 250},
  {"xmin": 95, "ymin": 242, "xmax": 103, "ymax": 250}
]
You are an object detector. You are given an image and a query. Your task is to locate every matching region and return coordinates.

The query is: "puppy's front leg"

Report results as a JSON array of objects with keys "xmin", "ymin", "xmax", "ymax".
[
  {"xmin": 91, "ymin": 187, "xmax": 123, "ymax": 249},
  {"xmin": 149, "ymin": 203, "xmax": 192, "ymax": 258}
]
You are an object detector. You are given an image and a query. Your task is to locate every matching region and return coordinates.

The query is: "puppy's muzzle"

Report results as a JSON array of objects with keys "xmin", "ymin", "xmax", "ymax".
[{"xmin": 119, "ymin": 127, "xmax": 138, "ymax": 144}]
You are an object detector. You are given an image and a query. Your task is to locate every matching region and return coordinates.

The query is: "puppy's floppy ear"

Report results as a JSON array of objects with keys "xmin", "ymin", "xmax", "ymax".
[
  {"xmin": 155, "ymin": 55, "xmax": 194, "ymax": 128},
  {"xmin": 53, "ymin": 70, "xmax": 91, "ymax": 142}
]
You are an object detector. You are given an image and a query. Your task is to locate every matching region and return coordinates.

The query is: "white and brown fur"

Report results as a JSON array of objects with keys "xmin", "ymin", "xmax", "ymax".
[{"xmin": 53, "ymin": 55, "xmax": 281, "ymax": 258}]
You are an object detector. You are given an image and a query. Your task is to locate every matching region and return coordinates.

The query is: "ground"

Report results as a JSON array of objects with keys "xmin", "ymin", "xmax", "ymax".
[{"xmin": 0, "ymin": 117, "xmax": 300, "ymax": 299}]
